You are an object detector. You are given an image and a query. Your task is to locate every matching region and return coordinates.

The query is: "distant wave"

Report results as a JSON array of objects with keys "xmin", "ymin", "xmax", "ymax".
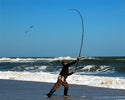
[
  {"xmin": 0, "ymin": 57, "xmax": 125, "ymax": 75},
  {"xmin": 81, "ymin": 65, "xmax": 113, "ymax": 72},
  {"xmin": 0, "ymin": 56, "xmax": 98, "ymax": 62},
  {"xmin": 116, "ymin": 58, "xmax": 125, "ymax": 61},
  {"xmin": 0, "ymin": 56, "xmax": 75, "ymax": 63},
  {"xmin": 2, "ymin": 56, "xmax": 124, "ymax": 63}
]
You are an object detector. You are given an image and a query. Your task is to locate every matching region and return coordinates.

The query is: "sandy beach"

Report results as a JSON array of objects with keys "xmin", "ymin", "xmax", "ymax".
[{"xmin": 0, "ymin": 79, "xmax": 125, "ymax": 100}]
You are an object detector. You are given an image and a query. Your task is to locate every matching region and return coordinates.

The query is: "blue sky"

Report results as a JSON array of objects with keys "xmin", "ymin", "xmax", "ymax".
[{"xmin": 0, "ymin": 0, "xmax": 125, "ymax": 57}]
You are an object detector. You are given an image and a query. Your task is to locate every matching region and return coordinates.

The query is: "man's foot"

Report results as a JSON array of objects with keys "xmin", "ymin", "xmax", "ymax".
[
  {"xmin": 64, "ymin": 95, "xmax": 69, "ymax": 98},
  {"xmin": 47, "ymin": 93, "xmax": 51, "ymax": 97}
]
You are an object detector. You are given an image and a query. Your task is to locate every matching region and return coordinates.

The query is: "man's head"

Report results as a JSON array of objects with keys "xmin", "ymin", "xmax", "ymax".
[{"xmin": 62, "ymin": 61, "xmax": 67, "ymax": 66}]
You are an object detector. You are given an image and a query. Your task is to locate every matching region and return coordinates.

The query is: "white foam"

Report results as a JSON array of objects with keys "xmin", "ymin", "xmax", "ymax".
[
  {"xmin": 0, "ymin": 57, "xmax": 35, "ymax": 63},
  {"xmin": 116, "ymin": 59, "xmax": 125, "ymax": 61},
  {"xmin": 81, "ymin": 65, "xmax": 113, "ymax": 73},
  {"xmin": 38, "ymin": 66, "xmax": 47, "ymax": 70},
  {"xmin": 82, "ymin": 65, "xmax": 94, "ymax": 71},
  {"xmin": 84, "ymin": 57, "xmax": 96, "ymax": 60},
  {"xmin": 0, "ymin": 71, "xmax": 125, "ymax": 90},
  {"xmin": 68, "ymin": 74, "xmax": 125, "ymax": 89},
  {"xmin": 0, "ymin": 56, "xmax": 75, "ymax": 63},
  {"xmin": 0, "ymin": 71, "xmax": 58, "ymax": 83},
  {"xmin": 53, "ymin": 56, "xmax": 75, "ymax": 61},
  {"xmin": 23, "ymin": 66, "xmax": 47, "ymax": 70}
]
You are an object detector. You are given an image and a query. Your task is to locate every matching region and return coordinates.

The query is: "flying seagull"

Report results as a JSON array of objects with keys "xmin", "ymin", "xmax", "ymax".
[{"xmin": 25, "ymin": 25, "xmax": 33, "ymax": 33}]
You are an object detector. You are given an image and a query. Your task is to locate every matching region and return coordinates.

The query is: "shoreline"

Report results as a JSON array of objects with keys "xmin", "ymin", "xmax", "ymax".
[
  {"xmin": 1, "ymin": 71, "xmax": 125, "ymax": 90},
  {"xmin": 0, "ymin": 79, "xmax": 125, "ymax": 100}
]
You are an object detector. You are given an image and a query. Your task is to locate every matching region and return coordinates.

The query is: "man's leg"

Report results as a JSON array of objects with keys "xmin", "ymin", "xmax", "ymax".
[
  {"xmin": 47, "ymin": 79, "xmax": 62, "ymax": 97},
  {"xmin": 62, "ymin": 80, "xmax": 69, "ymax": 96}
]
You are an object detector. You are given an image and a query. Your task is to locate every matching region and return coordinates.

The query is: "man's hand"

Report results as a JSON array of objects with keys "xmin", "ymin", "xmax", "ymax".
[
  {"xmin": 76, "ymin": 57, "xmax": 80, "ymax": 62},
  {"xmin": 73, "ymin": 70, "xmax": 76, "ymax": 73}
]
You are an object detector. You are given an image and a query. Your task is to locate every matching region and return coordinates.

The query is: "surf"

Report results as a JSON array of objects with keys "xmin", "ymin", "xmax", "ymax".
[{"xmin": 0, "ymin": 71, "xmax": 125, "ymax": 90}]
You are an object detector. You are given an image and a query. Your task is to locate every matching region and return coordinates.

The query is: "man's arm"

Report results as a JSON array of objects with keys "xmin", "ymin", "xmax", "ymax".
[
  {"xmin": 66, "ymin": 57, "xmax": 80, "ymax": 67},
  {"xmin": 66, "ymin": 60, "xmax": 77, "ymax": 67},
  {"xmin": 68, "ymin": 70, "xmax": 76, "ymax": 76}
]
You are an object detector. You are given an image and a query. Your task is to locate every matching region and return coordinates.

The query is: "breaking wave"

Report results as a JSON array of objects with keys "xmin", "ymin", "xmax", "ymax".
[
  {"xmin": 0, "ymin": 71, "xmax": 125, "ymax": 90},
  {"xmin": 0, "ymin": 56, "xmax": 75, "ymax": 63}
]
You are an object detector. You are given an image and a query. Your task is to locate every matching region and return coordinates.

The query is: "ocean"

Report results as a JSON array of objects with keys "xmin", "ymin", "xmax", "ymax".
[{"xmin": 0, "ymin": 56, "xmax": 125, "ymax": 89}]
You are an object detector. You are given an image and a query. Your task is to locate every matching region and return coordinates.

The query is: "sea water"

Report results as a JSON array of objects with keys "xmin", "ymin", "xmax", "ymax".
[{"xmin": 0, "ymin": 56, "xmax": 125, "ymax": 89}]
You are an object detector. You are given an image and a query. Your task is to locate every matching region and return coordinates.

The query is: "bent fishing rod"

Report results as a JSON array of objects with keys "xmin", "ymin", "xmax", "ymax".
[{"xmin": 69, "ymin": 9, "xmax": 84, "ymax": 70}]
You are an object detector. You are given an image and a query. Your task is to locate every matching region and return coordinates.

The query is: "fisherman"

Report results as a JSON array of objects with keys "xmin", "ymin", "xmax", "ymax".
[{"xmin": 47, "ymin": 57, "xmax": 80, "ymax": 97}]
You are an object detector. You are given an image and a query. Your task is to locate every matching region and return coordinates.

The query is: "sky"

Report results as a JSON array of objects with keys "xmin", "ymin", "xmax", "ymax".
[{"xmin": 0, "ymin": 0, "xmax": 125, "ymax": 57}]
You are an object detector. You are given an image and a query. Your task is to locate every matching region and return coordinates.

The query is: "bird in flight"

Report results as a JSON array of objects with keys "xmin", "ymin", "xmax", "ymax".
[{"xmin": 25, "ymin": 25, "xmax": 33, "ymax": 33}]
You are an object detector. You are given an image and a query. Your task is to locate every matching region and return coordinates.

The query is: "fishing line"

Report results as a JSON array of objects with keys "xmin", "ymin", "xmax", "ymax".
[{"xmin": 69, "ymin": 9, "xmax": 84, "ymax": 69}]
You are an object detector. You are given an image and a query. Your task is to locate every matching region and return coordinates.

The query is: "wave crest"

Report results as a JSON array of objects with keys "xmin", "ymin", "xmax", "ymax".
[{"xmin": 0, "ymin": 56, "xmax": 75, "ymax": 63}]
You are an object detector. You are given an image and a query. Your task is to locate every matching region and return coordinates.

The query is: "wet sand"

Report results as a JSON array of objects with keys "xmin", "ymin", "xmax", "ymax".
[{"xmin": 0, "ymin": 79, "xmax": 125, "ymax": 100}]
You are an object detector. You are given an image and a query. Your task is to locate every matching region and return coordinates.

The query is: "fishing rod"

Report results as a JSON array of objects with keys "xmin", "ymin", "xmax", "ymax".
[{"xmin": 69, "ymin": 9, "xmax": 84, "ymax": 70}]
